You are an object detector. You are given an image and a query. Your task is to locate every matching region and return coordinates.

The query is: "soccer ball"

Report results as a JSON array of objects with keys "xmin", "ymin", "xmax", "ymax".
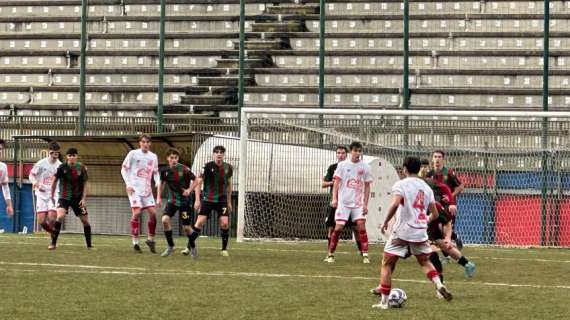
[{"xmin": 387, "ymin": 288, "xmax": 407, "ymax": 308}]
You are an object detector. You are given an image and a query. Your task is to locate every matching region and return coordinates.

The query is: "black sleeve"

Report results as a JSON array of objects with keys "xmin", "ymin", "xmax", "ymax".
[
  {"xmin": 324, "ymin": 165, "xmax": 335, "ymax": 182},
  {"xmin": 160, "ymin": 168, "xmax": 167, "ymax": 182},
  {"xmin": 448, "ymin": 169, "xmax": 461, "ymax": 189},
  {"xmin": 55, "ymin": 165, "xmax": 64, "ymax": 179}
]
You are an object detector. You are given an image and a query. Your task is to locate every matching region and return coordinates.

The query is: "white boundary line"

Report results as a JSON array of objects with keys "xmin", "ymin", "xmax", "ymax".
[{"xmin": 1, "ymin": 262, "xmax": 570, "ymax": 290}]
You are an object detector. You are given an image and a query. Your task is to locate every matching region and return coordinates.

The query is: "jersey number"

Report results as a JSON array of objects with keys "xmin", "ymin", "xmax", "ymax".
[{"xmin": 412, "ymin": 190, "xmax": 427, "ymax": 222}]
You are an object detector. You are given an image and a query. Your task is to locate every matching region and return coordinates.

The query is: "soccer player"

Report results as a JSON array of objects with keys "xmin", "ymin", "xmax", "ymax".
[
  {"xmin": 0, "ymin": 139, "xmax": 14, "ymax": 218},
  {"xmin": 156, "ymin": 148, "xmax": 201, "ymax": 257},
  {"xmin": 372, "ymin": 156, "xmax": 452, "ymax": 309},
  {"xmin": 322, "ymin": 145, "xmax": 362, "ymax": 258},
  {"xmin": 421, "ymin": 159, "xmax": 475, "ymax": 280},
  {"xmin": 29, "ymin": 141, "xmax": 62, "ymax": 234},
  {"xmin": 427, "ymin": 150, "xmax": 466, "ymax": 259},
  {"xmin": 49, "ymin": 148, "xmax": 92, "ymax": 250},
  {"xmin": 121, "ymin": 134, "xmax": 160, "ymax": 253},
  {"xmin": 326, "ymin": 141, "xmax": 373, "ymax": 264},
  {"xmin": 186, "ymin": 145, "xmax": 233, "ymax": 258}
]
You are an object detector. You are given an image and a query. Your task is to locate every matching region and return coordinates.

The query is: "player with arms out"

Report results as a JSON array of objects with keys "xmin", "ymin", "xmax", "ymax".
[
  {"xmin": 121, "ymin": 134, "xmax": 160, "ymax": 253},
  {"xmin": 326, "ymin": 141, "xmax": 373, "ymax": 264},
  {"xmin": 372, "ymin": 156, "xmax": 452, "ymax": 309},
  {"xmin": 322, "ymin": 145, "xmax": 362, "ymax": 259},
  {"xmin": 29, "ymin": 141, "xmax": 62, "ymax": 234},
  {"xmin": 187, "ymin": 145, "xmax": 233, "ymax": 258},
  {"xmin": 156, "ymin": 148, "xmax": 201, "ymax": 257},
  {"xmin": 0, "ymin": 139, "xmax": 14, "ymax": 219},
  {"xmin": 49, "ymin": 148, "xmax": 92, "ymax": 250}
]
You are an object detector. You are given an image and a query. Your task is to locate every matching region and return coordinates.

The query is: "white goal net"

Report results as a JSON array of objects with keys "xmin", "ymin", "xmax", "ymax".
[{"xmin": 237, "ymin": 108, "xmax": 570, "ymax": 247}]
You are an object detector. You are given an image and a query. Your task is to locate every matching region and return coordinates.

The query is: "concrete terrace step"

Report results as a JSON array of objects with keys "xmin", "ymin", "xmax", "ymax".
[
  {"xmin": 197, "ymin": 76, "xmax": 255, "ymax": 87},
  {"xmin": 179, "ymin": 95, "xmax": 234, "ymax": 105},
  {"xmin": 265, "ymin": 4, "xmax": 320, "ymax": 15},
  {"xmin": 165, "ymin": 104, "xmax": 238, "ymax": 114},
  {"xmin": 237, "ymin": 39, "xmax": 289, "ymax": 50},
  {"xmin": 252, "ymin": 22, "xmax": 306, "ymax": 33}
]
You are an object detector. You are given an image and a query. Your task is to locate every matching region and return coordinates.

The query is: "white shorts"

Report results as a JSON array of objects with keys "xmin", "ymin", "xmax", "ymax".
[
  {"xmin": 128, "ymin": 193, "xmax": 155, "ymax": 209},
  {"xmin": 335, "ymin": 204, "xmax": 366, "ymax": 225},
  {"xmin": 383, "ymin": 236, "xmax": 432, "ymax": 258},
  {"xmin": 36, "ymin": 197, "xmax": 57, "ymax": 213}
]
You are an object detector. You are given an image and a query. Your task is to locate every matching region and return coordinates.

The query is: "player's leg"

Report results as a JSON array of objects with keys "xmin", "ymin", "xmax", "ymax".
[
  {"xmin": 185, "ymin": 204, "xmax": 209, "ymax": 257},
  {"xmin": 161, "ymin": 206, "xmax": 175, "ymax": 257},
  {"xmin": 326, "ymin": 207, "xmax": 348, "ymax": 262},
  {"xmin": 351, "ymin": 208, "xmax": 369, "ymax": 263},
  {"xmin": 37, "ymin": 211, "xmax": 51, "ymax": 233},
  {"xmin": 437, "ymin": 239, "xmax": 476, "ymax": 277},
  {"xmin": 71, "ymin": 200, "xmax": 92, "ymax": 248},
  {"xmin": 219, "ymin": 204, "xmax": 230, "ymax": 256},
  {"xmin": 413, "ymin": 244, "xmax": 452, "ymax": 301},
  {"xmin": 142, "ymin": 195, "xmax": 157, "ymax": 253},
  {"xmin": 325, "ymin": 206, "xmax": 336, "ymax": 249},
  {"xmin": 50, "ymin": 200, "xmax": 68, "ymax": 250},
  {"xmin": 349, "ymin": 223, "xmax": 363, "ymax": 256},
  {"xmin": 372, "ymin": 252, "xmax": 399, "ymax": 309}
]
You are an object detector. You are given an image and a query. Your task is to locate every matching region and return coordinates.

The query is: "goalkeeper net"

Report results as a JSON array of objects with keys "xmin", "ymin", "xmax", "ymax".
[{"xmin": 237, "ymin": 108, "xmax": 570, "ymax": 247}]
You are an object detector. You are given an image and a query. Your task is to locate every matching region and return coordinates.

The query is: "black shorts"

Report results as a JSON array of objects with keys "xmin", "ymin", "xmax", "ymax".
[
  {"xmin": 58, "ymin": 197, "xmax": 88, "ymax": 216},
  {"xmin": 199, "ymin": 201, "xmax": 229, "ymax": 218},
  {"xmin": 163, "ymin": 202, "xmax": 193, "ymax": 226},
  {"xmin": 325, "ymin": 206, "xmax": 353, "ymax": 228},
  {"xmin": 428, "ymin": 223, "xmax": 444, "ymax": 242}
]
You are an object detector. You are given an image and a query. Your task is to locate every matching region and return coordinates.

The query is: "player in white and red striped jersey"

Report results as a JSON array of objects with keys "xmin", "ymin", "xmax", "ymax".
[
  {"xmin": 121, "ymin": 134, "xmax": 160, "ymax": 253},
  {"xmin": 0, "ymin": 139, "xmax": 14, "ymax": 218},
  {"xmin": 372, "ymin": 156, "xmax": 453, "ymax": 310},
  {"xmin": 326, "ymin": 141, "xmax": 373, "ymax": 264},
  {"xmin": 29, "ymin": 141, "xmax": 62, "ymax": 234}
]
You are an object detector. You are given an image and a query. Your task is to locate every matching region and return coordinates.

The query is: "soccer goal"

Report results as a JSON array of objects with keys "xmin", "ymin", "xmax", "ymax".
[{"xmin": 237, "ymin": 108, "xmax": 570, "ymax": 247}]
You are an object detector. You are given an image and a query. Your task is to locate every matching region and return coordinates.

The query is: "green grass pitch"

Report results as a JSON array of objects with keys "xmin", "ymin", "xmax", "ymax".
[{"xmin": 1, "ymin": 234, "xmax": 569, "ymax": 320}]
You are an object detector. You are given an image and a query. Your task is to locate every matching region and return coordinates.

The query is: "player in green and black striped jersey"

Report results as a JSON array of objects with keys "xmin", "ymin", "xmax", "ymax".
[
  {"xmin": 49, "ymin": 147, "xmax": 92, "ymax": 250},
  {"xmin": 187, "ymin": 145, "xmax": 233, "ymax": 258},
  {"xmin": 156, "ymin": 148, "xmax": 201, "ymax": 257}
]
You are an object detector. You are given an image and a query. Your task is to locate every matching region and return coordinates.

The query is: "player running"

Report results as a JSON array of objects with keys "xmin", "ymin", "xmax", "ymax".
[
  {"xmin": 372, "ymin": 156, "xmax": 452, "ymax": 309},
  {"xmin": 0, "ymin": 139, "xmax": 14, "ymax": 218},
  {"xmin": 49, "ymin": 148, "xmax": 92, "ymax": 250},
  {"xmin": 322, "ymin": 145, "xmax": 362, "ymax": 259},
  {"xmin": 157, "ymin": 148, "xmax": 201, "ymax": 257},
  {"xmin": 326, "ymin": 141, "xmax": 373, "ymax": 264},
  {"xmin": 121, "ymin": 134, "xmax": 160, "ymax": 253},
  {"xmin": 29, "ymin": 141, "xmax": 62, "ymax": 234},
  {"xmin": 420, "ymin": 160, "xmax": 476, "ymax": 280},
  {"xmin": 186, "ymin": 145, "xmax": 233, "ymax": 258}
]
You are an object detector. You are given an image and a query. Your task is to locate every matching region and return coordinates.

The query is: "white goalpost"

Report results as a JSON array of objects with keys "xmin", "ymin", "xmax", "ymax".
[{"xmin": 237, "ymin": 108, "xmax": 570, "ymax": 247}]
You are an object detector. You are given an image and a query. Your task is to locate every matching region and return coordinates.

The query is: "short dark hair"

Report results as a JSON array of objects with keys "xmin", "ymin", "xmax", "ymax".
[
  {"xmin": 213, "ymin": 145, "xmax": 226, "ymax": 153},
  {"xmin": 349, "ymin": 141, "xmax": 363, "ymax": 151},
  {"xmin": 66, "ymin": 147, "xmax": 78, "ymax": 155},
  {"xmin": 138, "ymin": 134, "xmax": 151, "ymax": 142},
  {"xmin": 420, "ymin": 158, "xmax": 430, "ymax": 166},
  {"xmin": 48, "ymin": 141, "xmax": 61, "ymax": 151},
  {"xmin": 0, "ymin": 139, "xmax": 5, "ymax": 147},
  {"xmin": 166, "ymin": 148, "xmax": 180, "ymax": 157},
  {"xmin": 336, "ymin": 145, "xmax": 348, "ymax": 153},
  {"xmin": 432, "ymin": 150, "xmax": 445, "ymax": 158},
  {"xmin": 403, "ymin": 156, "xmax": 421, "ymax": 174}
]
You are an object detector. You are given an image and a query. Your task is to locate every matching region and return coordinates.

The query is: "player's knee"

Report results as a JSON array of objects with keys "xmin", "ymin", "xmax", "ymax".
[{"xmin": 161, "ymin": 215, "xmax": 170, "ymax": 225}]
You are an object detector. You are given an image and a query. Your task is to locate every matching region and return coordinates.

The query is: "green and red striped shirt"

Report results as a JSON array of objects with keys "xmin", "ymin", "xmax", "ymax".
[
  {"xmin": 55, "ymin": 162, "xmax": 88, "ymax": 200},
  {"xmin": 160, "ymin": 163, "xmax": 196, "ymax": 206},
  {"xmin": 201, "ymin": 161, "xmax": 233, "ymax": 203}
]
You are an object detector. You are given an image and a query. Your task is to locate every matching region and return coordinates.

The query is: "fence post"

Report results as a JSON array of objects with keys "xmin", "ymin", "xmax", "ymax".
[
  {"xmin": 78, "ymin": 0, "xmax": 88, "ymax": 136},
  {"xmin": 540, "ymin": 0, "xmax": 550, "ymax": 246},
  {"xmin": 156, "ymin": 0, "xmax": 166, "ymax": 134}
]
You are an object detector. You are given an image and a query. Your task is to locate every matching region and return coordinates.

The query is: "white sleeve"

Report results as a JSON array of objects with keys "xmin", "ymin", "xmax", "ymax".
[
  {"xmin": 153, "ymin": 154, "xmax": 160, "ymax": 185},
  {"xmin": 29, "ymin": 162, "xmax": 41, "ymax": 185},
  {"xmin": 2, "ymin": 183, "xmax": 10, "ymax": 200},
  {"xmin": 121, "ymin": 151, "xmax": 133, "ymax": 187},
  {"xmin": 333, "ymin": 163, "xmax": 343, "ymax": 180},
  {"xmin": 392, "ymin": 181, "xmax": 403, "ymax": 197},
  {"xmin": 364, "ymin": 165, "xmax": 374, "ymax": 183}
]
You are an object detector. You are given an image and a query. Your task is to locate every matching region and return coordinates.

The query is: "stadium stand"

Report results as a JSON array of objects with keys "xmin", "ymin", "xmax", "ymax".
[{"xmin": 0, "ymin": 0, "xmax": 569, "ymax": 118}]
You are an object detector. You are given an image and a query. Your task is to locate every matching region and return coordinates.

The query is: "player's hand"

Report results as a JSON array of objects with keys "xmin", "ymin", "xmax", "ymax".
[
  {"xmin": 440, "ymin": 239, "xmax": 452, "ymax": 250},
  {"xmin": 363, "ymin": 206, "xmax": 368, "ymax": 215},
  {"xmin": 156, "ymin": 197, "xmax": 162, "ymax": 206},
  {"xmin": 449, "ymin": 205, "xmax": 457, "ymax": 217},
  {"xmin": 6, "ymin": 205, "xmax": 13, "ymax": 217},
  {"xmin": 126, "ymin": 186, "xmax": 135, "ymax": 195},
  {"xmin": 227, "ymin": 202, "xmax": 233, "ymax": 214},
  {"xmin": 330, "ymin": 199, "xmax": 338, "ymax": 208},
  {"xmin": 194, "ymin": 200, "xmax": 201, "ymax": 212},
  {"xmin": 381, "ymin": 223, "xmax": 389, "ymax": 234},
  {"xmin": 182, "ymin": 189, "xmax": 191, "ymax": 197},
  {"xmin": 79, "ymin": 198, "xmax": 86, "ymax": 208}
]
